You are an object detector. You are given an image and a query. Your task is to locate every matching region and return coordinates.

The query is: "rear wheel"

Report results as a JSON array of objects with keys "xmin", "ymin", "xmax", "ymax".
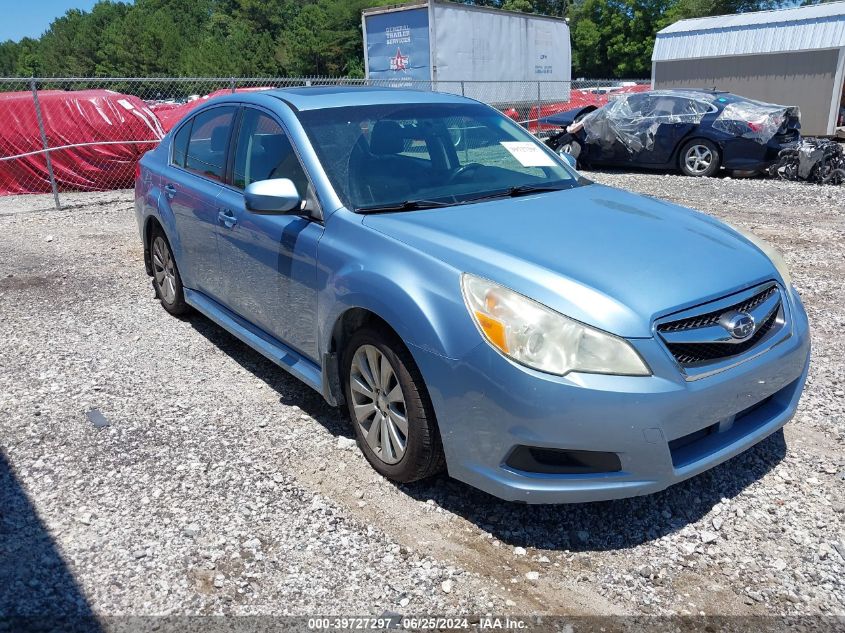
[
  {"xmin": 150, "ymin": 228, "xmax": 188, "ymax": 315},
  {"xmin": 343, "ymin": 327, "xmax": 445, "ymax": 483},
  {"xmin": 679, "ymin": 139, "xmax": 720, "ymax": 177}
]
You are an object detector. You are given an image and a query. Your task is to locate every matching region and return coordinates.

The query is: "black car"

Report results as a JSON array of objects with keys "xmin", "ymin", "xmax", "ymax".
[{"xmin": 543, "ymin": 90, "xmax": 801, "ymax": 177}]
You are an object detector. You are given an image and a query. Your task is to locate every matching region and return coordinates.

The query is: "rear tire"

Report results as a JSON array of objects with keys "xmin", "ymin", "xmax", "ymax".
[
  {"xmin": 342, "ymin": 326, "xmax": 445, "ymax": 483},
  {"xmin": 679, "ymin": 139, "xmax": 720, "ymax": 177},
  {"xmin": 150, "ymin": 227, "xmax": 189, "ymax": 316}
]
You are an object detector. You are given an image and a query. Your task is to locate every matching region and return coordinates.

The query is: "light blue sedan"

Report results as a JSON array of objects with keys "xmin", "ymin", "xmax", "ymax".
[{"xmin": 134, "ymin": 87, "xmax": 810, "ymax": 503}]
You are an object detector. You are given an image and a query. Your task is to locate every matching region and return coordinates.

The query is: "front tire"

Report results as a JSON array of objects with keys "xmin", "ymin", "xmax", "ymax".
[
  {"xmin": 343, "ymin": 327, "xmax": 445, "ymax": 483},
  {"xmin": 679, "ymin": 139, "xmax": 720, "ymax": 177},
  {"xmin": 150, "ymin": 228, "xmax": 188, "ymax": 315}
]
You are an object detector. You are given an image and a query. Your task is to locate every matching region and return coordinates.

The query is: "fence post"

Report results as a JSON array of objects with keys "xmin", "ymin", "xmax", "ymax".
[
  {"xmin": 30, "ymin": 78, "xmax": 61, "ymax": 211},
  {"xmin": 460, "ymin": 81, "xmax": 465, "ymax": 97},
  {"xmin": 230, "ymin": 77, "xmax": 236, "ymax": 93},
  {"xmin": 536, "ymin": 81, "xmax": 541, "ymax": 135}
]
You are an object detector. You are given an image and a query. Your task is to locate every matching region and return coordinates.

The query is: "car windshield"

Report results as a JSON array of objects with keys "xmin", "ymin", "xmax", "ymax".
[{"xmin": 297, "ymin": 102, "xmax": 581, "ymax": 211}]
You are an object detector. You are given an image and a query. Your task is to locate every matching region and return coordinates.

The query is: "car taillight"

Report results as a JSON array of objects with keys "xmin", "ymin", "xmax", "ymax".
[{"xmin": 134, "ymin": 163, "xmax": 141, "ymax": 181}]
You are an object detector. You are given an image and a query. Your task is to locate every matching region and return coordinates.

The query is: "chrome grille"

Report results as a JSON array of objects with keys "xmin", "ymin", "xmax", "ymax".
[
  {"xmin": 664, "ymin": 309, "xmax": 779, "ymax": 365},
  {"xmin": 658, "ymin": 286, "xmax": 777, "ymax": 333},
  {"xmin": 656, "ymin": 283, "xmax": 785, "ymax": 372}
]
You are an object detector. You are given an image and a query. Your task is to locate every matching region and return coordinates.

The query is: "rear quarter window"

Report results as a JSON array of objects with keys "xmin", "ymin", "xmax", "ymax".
[{"xmin": 171, "ymin": 122, "xmax": 191, "ymax": 168}]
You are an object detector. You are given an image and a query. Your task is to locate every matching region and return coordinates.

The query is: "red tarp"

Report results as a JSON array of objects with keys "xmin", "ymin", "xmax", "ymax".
[
  {"xmin": 147, "ymin": 100, "xmax": 197, "ymax": 134},
  {"xmin": 150, "ymin": 87, "xmax": 273, "ymax": 132},
  {"xmin": 0, "ymin": 89, "xmax": 164, "ymax": 195}
]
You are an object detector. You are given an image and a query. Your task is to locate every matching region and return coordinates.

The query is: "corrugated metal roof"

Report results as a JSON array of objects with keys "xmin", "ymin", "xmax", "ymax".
[
  {"xmin": 653, "ymin": 1, "xmax": 845, "ymax": 61},
  {"xmin": 659, "ymin": 2, "xmax": 845, "ymax": 33}
]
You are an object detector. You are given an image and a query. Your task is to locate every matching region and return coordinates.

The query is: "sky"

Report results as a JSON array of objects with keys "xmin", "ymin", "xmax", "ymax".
[{"xmin": 0, "ymin": 0, "xmax": 104, "ymax": 42}]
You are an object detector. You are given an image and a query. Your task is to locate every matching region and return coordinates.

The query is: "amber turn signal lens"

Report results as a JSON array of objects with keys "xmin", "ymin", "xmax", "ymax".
[{"xmin": 474, "ymin": 311, "xmax": 509, "ymax": 353}]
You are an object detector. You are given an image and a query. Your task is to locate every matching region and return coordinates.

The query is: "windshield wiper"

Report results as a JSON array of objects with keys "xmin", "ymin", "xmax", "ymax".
[
  {"xmin": 458, "ymin": 183, "xmax": 572, "ymax": 205},
  {"xmin": 355, "ymin": 199, "xmax": 454, "ymax": 214},
  {"xmin": 355, "ymin": 184, "xmax": 572, "ymax": 213}
]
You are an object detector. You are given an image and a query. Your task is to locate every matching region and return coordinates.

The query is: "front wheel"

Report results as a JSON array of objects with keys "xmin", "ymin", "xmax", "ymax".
[
  {"xmin": 679, "ymin": 139, "xmax": 720, "ymax": 177},
  {"xmin": 343, "ymin": 327, "xmax": 445, "ymax": 483}
]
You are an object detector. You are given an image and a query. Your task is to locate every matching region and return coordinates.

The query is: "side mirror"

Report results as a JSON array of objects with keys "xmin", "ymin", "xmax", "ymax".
[
  {"xmin": 244, "ymin": 178, "xmax": 301, "ymax": 214},
  {"xmin": 559, "ymin": 152, "xmax": 578, "ymax": 169}
]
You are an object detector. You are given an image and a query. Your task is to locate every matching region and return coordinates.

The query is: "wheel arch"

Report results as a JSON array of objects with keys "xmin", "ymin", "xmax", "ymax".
[
  {"xmin": 142, "ymin": 215, "xmax": 164, "ymax": 276},
  {"xmin": 319, "ymin": 268, "xmax": 479, "ymax": 407},
  {"xmin": 323, "ymin": 306, "xmax": 431, "ymax": 408},
  {"xmin": 329, "ymin": 307, "xmax": 393, "ymax": 356},
  {"xmin": 141, "ymin": 206, "xmax": 184, "ymax": 278}
]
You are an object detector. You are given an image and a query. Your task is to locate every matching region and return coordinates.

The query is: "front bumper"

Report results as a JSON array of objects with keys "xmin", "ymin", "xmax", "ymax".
[{"xmin": 412, "ymin": 289, "xmax": 811, "ymax": 504}]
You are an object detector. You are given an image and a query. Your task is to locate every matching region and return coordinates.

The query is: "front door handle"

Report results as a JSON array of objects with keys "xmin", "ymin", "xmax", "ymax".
[
  {"xmin": 217, "ymin": 208, "xmax": 237, "ymax": 228},
  {"xmin": 163, "ymin": 183, "xmax": 176, "ymax": 199}
]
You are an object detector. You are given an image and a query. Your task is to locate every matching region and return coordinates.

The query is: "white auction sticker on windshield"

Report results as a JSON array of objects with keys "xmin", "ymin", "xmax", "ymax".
[{"xmin": 500, "ymin": 142, "xmax": 557, "ymax": 167}]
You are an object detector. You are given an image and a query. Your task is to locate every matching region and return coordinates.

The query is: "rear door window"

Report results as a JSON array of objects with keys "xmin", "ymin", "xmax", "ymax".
[{"xmin": 184, "ymin": 106, "xmax": 237, "ymax": 181}]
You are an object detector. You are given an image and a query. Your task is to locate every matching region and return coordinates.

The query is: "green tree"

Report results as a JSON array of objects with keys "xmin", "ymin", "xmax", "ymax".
[
  {"xmin": 13, "ymin": 38, "xmax": 42, "ymax": 76},
  {"xmin": 0, "ymin": 41, "xmax": 20, "ymax": 76},
  {"xmin": 186, "ymin": 16, "xmax": 280, "ymax": 76},
  {"xmin": 664, "ymin": 0, "xmax": 786, "ymax": 22},
  {"xmin": 95, "ymin": 0, "xmax": 223, "ymax": 76},
  {"xmin": 193, "ymin": 0, "xmax": 298, "ymax": 75},
  {"xmin": 569, "ymin": 0, "xmax": 675, "ymax": 77},
  {"xmin": 502, "ymin": 0, "xmax": 536, "ymax": 11},
  {"xmin": 473, "ymin": 0, "xmax": 571, "ymax": 15},
  {"xmin": 284, "ymin": 0, "xmax": 384, "ymax": 76},
  {"xmin": 35, "ymin": 2, "xmax": 131, "ymax": 76}
]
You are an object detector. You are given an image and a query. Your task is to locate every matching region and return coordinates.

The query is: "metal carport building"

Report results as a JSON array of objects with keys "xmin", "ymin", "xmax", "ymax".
[{"xmin": 652, "ymin": 2, "xmax": 845, "ymax": 136}]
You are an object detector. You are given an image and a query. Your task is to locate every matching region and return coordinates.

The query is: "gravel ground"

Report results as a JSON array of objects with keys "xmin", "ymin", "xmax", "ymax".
[{"xmin": 0, "ymin": 172, "xmax": 843, "ymax": 619}]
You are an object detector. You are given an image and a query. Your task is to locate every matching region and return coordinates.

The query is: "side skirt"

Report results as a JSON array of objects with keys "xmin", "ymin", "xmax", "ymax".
[{"xmin": 184, "ymin": 288, "xmax": 326, "ymax": 399}]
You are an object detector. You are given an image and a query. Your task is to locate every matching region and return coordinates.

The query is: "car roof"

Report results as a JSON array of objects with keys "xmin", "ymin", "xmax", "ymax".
[
  {"xmin": 626, "ymin": 89, "xmax": 754, "ymax": 106},
  {"xmin": 235, "ymin": 85, "xmax": 477, "ymax": 111},
  {"xmin": 674, "ymin": 89, "xmax": 753, "ymax": 100}
]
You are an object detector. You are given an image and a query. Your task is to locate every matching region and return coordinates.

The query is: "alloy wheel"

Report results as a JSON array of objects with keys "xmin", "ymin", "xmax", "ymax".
[
  {"xmin": 684, "ymin": 144, "xmax": 713, "ymax": 175},
  {"xmin": 349, "ymin": 344, "xmax": 408, "ymax": 465},
  {"xmin": 152, "ymin": 236, "xmax": 177, "ymax": 305}
]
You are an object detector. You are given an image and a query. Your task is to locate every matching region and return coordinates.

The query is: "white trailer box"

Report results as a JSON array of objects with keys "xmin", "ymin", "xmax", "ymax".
[{"xmin": 362, "ymin": 1, "xmax": 571, "ymax": 103}]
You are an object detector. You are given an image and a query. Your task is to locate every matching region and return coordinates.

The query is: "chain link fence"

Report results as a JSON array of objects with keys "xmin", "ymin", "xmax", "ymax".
[{"xmin": 0, "ymin": 76, "xmax": 649, "ymax": 210}]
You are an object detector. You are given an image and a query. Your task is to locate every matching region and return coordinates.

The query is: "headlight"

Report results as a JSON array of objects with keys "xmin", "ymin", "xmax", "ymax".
[
  {"xmin": 730, "ymin": 224, "xmax": 792, "ymax": 287},
  {"xmin": 461, "ymin": 274, "xmax": 650, "ymax": 377}
]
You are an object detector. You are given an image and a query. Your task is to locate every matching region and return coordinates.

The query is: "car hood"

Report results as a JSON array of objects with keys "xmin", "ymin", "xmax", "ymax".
[{"xmin": 362, "ymin": 184, "xmax": 778, "ymax": 338}]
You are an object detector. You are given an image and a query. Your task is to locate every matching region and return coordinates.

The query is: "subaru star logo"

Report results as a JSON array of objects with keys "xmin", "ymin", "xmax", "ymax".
[{"xmin": 719, "ymin": 310, "xmax": 756, "ymax": 341}]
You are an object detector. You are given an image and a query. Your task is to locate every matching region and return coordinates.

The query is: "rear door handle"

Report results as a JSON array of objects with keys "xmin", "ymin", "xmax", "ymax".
[
  {"xmin": 163, "ymin": 183, "xmax": 176, "ymax": 199},
  {"xmin": 217, "ymin": 208, "xmax": 237, "ymax": 228}
]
